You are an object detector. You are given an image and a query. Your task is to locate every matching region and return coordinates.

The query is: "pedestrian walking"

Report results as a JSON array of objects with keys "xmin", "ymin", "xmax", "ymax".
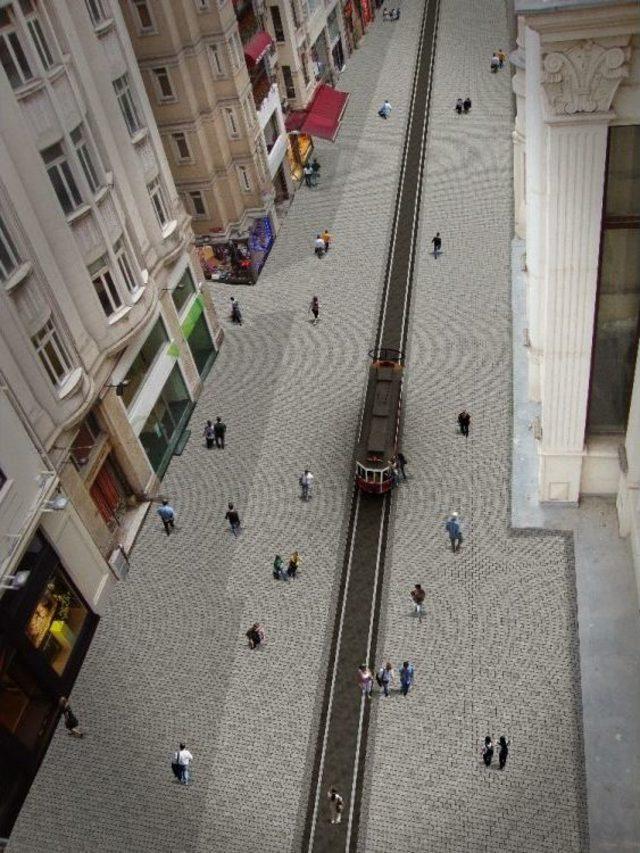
[
  {"xmin": 410, "ymin": 583, "xmax": 425, "ymax": 622},
  {"xmin": 203, "ymin": 420, "xmax": 215, "ymax": 449},
  {"xmin": 328, "ymin": 788, "xmax": 344, "ymax": 824},
  {"xmin": 463, "ymin": 97, "xmax": 472, "ymax": 113},
  {"xmin": 59, "ymin": 697, "xmax": 84, "ymax": 738},
  {"xmin": 389, "ymin": 458, "xmax": 400, "ymax": 486},
  {"xmin": 445, "ymin": 511, "xmax": 462, "ymax": 552},
  {"xmin": 490, "ymin": 52, "xmax": 500, "ymax": 73},
  {"xmin": 399, "ymin": 661, "xmax": 415, "ymax": 696},
  {"xmin": 287, "ymin": 550, "xmax": 301, "ymax": 578},
  {"xmin": 299, "ymin": 469, "xmax": 314, "ymax": 501},
  {"xmin": 157, "ymin": 500, "xmax": 176, "ymax": 536},
  {"xmin": 310, "ymin": 295, "xmax": 320, "ymax": 324},
  {"xmin": 458, "ymin": 409, "xmax": 471, "ymax": 437},
  {"xmin": 378, "ymin": 99, "xmax": 392, "ymax": 119},
  {"xmin": 482, "ymin": 736, "xmax": 494, "ymax": 767},
  {"xmin": 455, "ymin": 98, "xmax": 463, "ymax": 114},
  {"xmin": 314, "ymin": 234, "xmax": 325, "ymax": 258},
  {"xmin": 383, "ymin": 8, "xmax": 389, "ymax": 21},
  {"xmin": 273, "ymin": 554, "xmax": 287, "ymax": 581},
  {"xmin": 497, "ymin": 48, "xmax": 507, "ymax": 68},
  {"xmin": 357, "ymin": 664, "xmax": 374, "ymax": 698},
  {"xmin": 225, "ymin": 502, "xmax": 241, "ymax": 537},
  {"xmin": 311, "ymin": 158, "xmax": 321, "ymax": 186},
  {"xmin": 431, "ymin": 232, "xmax": 442, "ymax": 258},
  {"xmin": 376, "ymin": 662, "xmax": 395, "ymax": 697},
  {"xmin": 498, "ymin": 736, "xmax": 509, "ymax": 769},
  {"xmin": 230, "ymin": 296, "xmax": 243, "ymax": 324},
  {"xmin": 173, "ymin": 742, "xmax": 193, "ymax": 785},
  {"xmin": 213, "ymin": 416, "xmax": 226, "ymax": 448},
  {"xmin": 322, "ymin": 228, "xmax": 331, "ymax": 253},
  {"xmin": 303, "ymin": 163, "xmax": 313, "ymax": 187},
  {"xmin": 246, "ymin": 622, "xmax": 265, "ymax": 649},
  {"xmin": 396, "ymin": 451, "xmax": 407, "ymax": 480}
]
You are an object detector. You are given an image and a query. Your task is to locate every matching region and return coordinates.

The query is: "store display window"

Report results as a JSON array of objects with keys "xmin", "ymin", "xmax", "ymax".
[
  {"xmin": 0, "ymin": 644, "xmax": 56, "ymax": 749},
  {"xmin": 24, "ymin": 570, "xmax": 89, "ymax": 676},
  {"xmin": 171, "ymin": 268, "xmax": 197, "ymax": 315}
]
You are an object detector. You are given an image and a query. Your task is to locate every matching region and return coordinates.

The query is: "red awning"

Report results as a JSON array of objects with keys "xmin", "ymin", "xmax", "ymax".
[
  {"xmin": 243, "ymin": 31, "xmax": 274, "ymax": 66},
  {"xmin": 285, "ymin": 84, "xmax": 350, "ymax": 143}
]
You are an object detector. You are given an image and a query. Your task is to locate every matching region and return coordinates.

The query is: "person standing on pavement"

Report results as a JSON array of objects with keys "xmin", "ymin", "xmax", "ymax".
[
  {"xmin": 377, "ymin": 662, "xmax": 395, "ymax": 697},
  {"xmin": 311, "ymin": 158, "xmax": 321, "ymax": 186},
  {"xmin": 273, "ymin": 554, "xmax": 287, "ymax": 581},
  {"xmin": 287, "ymin": 550, "xmax": 301, "ymax": 578},
  {"xmin": 230, "ymin": 296, "xmax": 242, "ymax": 325},
  {"xmin": 431, "ymin": 232, "xmax": 442, "ymax": 257},
  {"xmin": 399, "ymin": 661, "xmax": 415, "ymax": 696},
  {"xmin": 498, "ymin": 736, "xmax": 509, "ymax": 769},
  {"xmin": 396, "ymin": 451, "xmax": 407, "ymax": 480},
  {"xmin": 445, "ymin": 511, "xmax": 462, "ymax": 552},
  {"xmin": 410, "ymin": 584, "xmax": 425, "ymax": 622},
  {"xmin": 303, "ymin": 163, "xmax": 313, "ymax": 187},
  {"xmin": 174, "ymin": 742, "xmax": 193, "ymax": 785},
  {"xmin": 490, "ymin": 52, "xmax": 500, "ymax": 72},
  {"xmin": 463, "ymin": 97, "xmax": 472, "ymax": 113},
  {"xmin": 203, "ymin": 420, "xmax": 215, "ymax": 449},
  {"xmin": 458, "ymin": 410, "xmax": 471, "ymax": 437},
  {"xmin": 328, "ymin": 788, "xmax": 344, "ymax": 824},
  {"xmin": 314, "ymin": 234, "xmax": 325, "ymax": 258},
  {"xmin": 322, "ymin": 229, "xmax": 331, "ymax": 253},
  {"xmin": 300, "ymin": 469, "xmax": 314, "ymax": 501},
  {"xmin": 225, "ymin": 502, "xmax": 241, "ymax": 537},
  {"xmin": 482, "ymin": 736, "xmax": 494, "ymax": 767},
  {"xmin": 497, "ymin": 48, "xmax": 507, "ymax": 68},
  {"xmin": 455, "ymin": 98, "xmax": 463, "ymax": 114},
  {"xmin": 59, "ymin": 697, "xmax": 84, "ymax": 738},
  {"xmin": 378, "ymin": 99, "xmax": 392, "ymax": 119},
  {"xmin": 157, "ymin": 500, "xmax": 176, "ymax": 536},
  {"xmin": 214, "ymin": 416, "xmax": 226, "ymax": 448},
  {"xmin": 310, "ymin": 296, "xmax": 320, "ymax": 325},
  {"xmin": 357, "ymin": 664, "xmax": 374, "ymax": 698},
  {"xmin": 246, "ymin": 622, "xmax": 265, "ymax": 649}
]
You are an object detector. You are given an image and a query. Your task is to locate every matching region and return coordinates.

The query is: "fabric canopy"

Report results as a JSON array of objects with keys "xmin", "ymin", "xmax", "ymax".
[
  {"xmin": 243, "ymin": 31, "xmax": 274, "ymax": 66},
  {"xmin": 285, "ymin": 84, "xmax": 350, "ymax": 142}
]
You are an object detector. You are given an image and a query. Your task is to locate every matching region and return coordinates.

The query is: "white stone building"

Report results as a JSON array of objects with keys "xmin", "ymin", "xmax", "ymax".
[
  {"xmin": 0, "ymin": 0, "xmax": 221, "ymax": 833},
  {"xmin": 512, "ymin": 0, "xmax": 640, "ymax": 587}
]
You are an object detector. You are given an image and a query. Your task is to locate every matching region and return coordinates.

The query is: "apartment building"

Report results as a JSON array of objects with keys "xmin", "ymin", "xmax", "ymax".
[
  {"xmin": 120, "ymin": 0, "xmax": 293, "ymax": 283},
  {"xmin": 0, "ymin": 0, "xmax": 221, "ymax": 832}
]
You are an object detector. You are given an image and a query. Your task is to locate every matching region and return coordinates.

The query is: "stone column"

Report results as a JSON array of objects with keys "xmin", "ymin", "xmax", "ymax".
[
  {"xmin": 536, "ymin": 39, "xmax": 631, "ymax": 502},
  {"xmin": 511, "ymin": 43, "xmax": 527, "ymax": 240}
]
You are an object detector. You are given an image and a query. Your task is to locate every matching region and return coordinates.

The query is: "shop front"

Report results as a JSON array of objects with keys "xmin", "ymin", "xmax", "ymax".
[
  {"xmin": 138, "ymin": 363, "xmax": 194, "ymax": 476},
  {"xmin": 196, "ymin": 215, "xmax": 275, "ymax": 284},
  {"xmin": 181, "ymin": 296, "xmax": 218, "ymax": 379},
  {"xmin": 0, "ymin": 530, "xmax": 98, "ymax": 837},
  {"xmin": 285, "ymin": 129, "xmax": 314, "ymax": 182}
]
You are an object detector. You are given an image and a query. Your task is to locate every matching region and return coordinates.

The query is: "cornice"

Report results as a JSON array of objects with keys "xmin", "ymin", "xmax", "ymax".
[{"xmin": 526, "ymin": 4, "xmax": 639, "ymax": 43}]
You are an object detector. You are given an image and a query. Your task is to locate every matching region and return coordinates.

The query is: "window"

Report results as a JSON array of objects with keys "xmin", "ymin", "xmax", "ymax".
[
  {"xmin": 71, "ymin": 125, "xmax": 101, "ymax": 194},
  {"xmin": 172, "ymin": 132, "xmax": 191, "ymax": 162},
  {"xmin": 148, "ymin": 177, "xmax": 169, "ymax": 228},
  {"xmin": 122, "ymin": 316, "xmax": 169, "ymax": 406},
  {"xmin": 0, "ymin": 214, "xmax": 20, "ymax": 282},
  {"xmin": 0, "ymin": 8, "xmax": 34, "ymax": 88},
  {"xmin": 113, "ymin": 73, "xmax": 142, "ymax": 136},
  {"xmin": 270, "ymin": 6, "xmax": 285, "ymax": 41},
  {"xmin": 70, "ymin": 411, "xmax": 103, "ymax": 468},
  {"xmin": 281, "ymin": 64, "xmax": 295, "ymax": 99},
  {"xmin": 89, "ymin": 255, "xmax": 123, "ymax": 317},
  {"xmin": 194, "ymin": 0, "xmax": 210, "ymax": 8},
  {"xmin": 300, "ymin": 51, "xmax": 309, "ymax": 87},
  {"xmin": 172, "ymin": 267, "xmax": 196, "ymax": 313},
  {"xmin": 41, "ymin": 142, "xmax": 83, "ymax": 216},
  {"xmin": 131, "ymin": 0, "xmax": 155, "ymax": 32},
  {"xmin": 114, "ymin": 238, "xmax": 139, "ymax": 293},
  {"xmin": 85, "ymin": 0, "xmax": 109, "ymax": 26},
  {"xmin": 188, "ymin": 191, "xmax": 207, "ymax": 218},
  {"xmin": 229, "ymin": 32, "xmax": 242, "ymax": 69},
  {"xmin": 31, "ymin": 318, "xmax": 72, "ymax": 386},
  {"xmin": 20, "ymin": 0, "xmax": 54, "ymax": 71},
  {"xmin": 327, "ymin": 7, "xmax": 340, "ymax": 42},
  {"xmin": 237, "ymin": 165, "xmax": 251, "ymax": 192},
  {"xmin": 208, "ymin": 43, "xmax": 224, "ymax": 76},
  {"xmin": 290, "ymin": 0, "xmax": 301, "ymax": 28},
  {"xmin": 152, "ymin": 66, "xmax": 175, "ymax": 101},
  {"xmin": 224, "ymin": 107, "xmax": 239, "ymax": 138}
]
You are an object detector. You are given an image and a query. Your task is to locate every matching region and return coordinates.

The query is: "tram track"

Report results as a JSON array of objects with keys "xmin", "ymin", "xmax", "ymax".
[{"xmin": 301, "ymin": 2, "xmax": 440, "ymax": 850}]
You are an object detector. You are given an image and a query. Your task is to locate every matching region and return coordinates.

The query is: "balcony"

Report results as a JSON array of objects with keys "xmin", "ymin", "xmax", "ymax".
[
  {"xmin": 252, "ymin": 72, "xmax": 274, "ymax": 111},
  {"xmin": 256, "ymin": 82, "xmax": 280, "ymax": 128}
]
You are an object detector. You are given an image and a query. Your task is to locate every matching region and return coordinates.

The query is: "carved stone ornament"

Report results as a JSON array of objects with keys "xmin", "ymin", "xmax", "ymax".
[{"xmin": 541, "ymin": 40, "xmax": 630, "ymax": 115}]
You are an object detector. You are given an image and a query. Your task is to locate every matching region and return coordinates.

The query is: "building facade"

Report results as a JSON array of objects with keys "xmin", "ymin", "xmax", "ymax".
[
  {"xmin": 512, "ymin": 0, "xmax": 640, "ymax": 588},
  {"xmin": 0, "ymin": 0, "xmax": 222, "ymax": 832}
]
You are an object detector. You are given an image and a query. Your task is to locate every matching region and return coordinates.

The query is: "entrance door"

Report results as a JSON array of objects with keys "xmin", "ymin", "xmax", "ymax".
[{"xmin": 139, "ymin": 364, "xmax": 192, "ymax": 475}]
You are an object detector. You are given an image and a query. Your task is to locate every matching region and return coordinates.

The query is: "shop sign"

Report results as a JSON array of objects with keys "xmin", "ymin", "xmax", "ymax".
[{"xmin": 181, "ymin": 296, "xmax": 204, "ymax": 340}]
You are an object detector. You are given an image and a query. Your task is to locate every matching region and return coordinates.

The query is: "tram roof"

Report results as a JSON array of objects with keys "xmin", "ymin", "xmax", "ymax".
[{"xmin": 356, "ymin": 364, "xmax": 402, "ymax": 464}]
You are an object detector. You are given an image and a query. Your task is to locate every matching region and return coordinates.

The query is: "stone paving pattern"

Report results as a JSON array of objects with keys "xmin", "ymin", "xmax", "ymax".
[
  {"xmin": 358, "ymin": 1, "xmax": 589, "ymax": 851},
  {"xmin": 8, "ymin": 6, "xmax": 424, "ymax": 853}
]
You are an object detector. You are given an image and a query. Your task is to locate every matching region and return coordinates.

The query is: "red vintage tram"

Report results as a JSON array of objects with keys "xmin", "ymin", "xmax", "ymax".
[{"xmin": 355, "ymin": 348, "xmax": 403, "ymax": 494}]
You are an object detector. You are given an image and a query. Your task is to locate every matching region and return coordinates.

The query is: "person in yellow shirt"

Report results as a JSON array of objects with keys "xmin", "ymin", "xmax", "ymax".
[
  {"xmin": 322, "ymin": 229, "xmax": 331, "ymax": 253},
  {"xmin": 287, "ymin": 550, "xmax": 301, "ymax": 578}
]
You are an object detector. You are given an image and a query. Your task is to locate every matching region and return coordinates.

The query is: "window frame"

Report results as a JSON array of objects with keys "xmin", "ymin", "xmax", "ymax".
[
  {"xmin": 281, "ymin": 64, "xmax": 295, "ymax": 99},
  {"xmin": 42, "ymin": 142, "xmax": 84, "ymax": 216},
  {"xmin": 131, "ymin": 0, "xmax": 156, "ymax": 34},
  {"xmin": 224, "ymin": 106, "xmax": 240, "ymax": 139},
  {"xmin": 0, "ymin": 9, "xmax": 35, "ymax": 89},
  {"xmin": 113, "ymin": 73, "xmax": 143, "ymax": 136},
  {"xmin": 270, "ymin": 5, "xmax": 285, "ymax": 42},
  {"xmin": 20, "ymin": 0, "xmax": 55, "ymax": 72},
  {"xmin": 151, "ymin": 66, "xmax": 176, "ymax": 102},
  {"xmin": 0, "ymin": 214, "xmax": 21, "ymax": 282},
  {"xmin": 31, "ymin": 318, "xmax": 73, "ymax": 387},
  {"xmin": 208, "ymin": 43, "xmax": 224, "ymax": 77},
  {"xmin": 71, "ymin": 124, "xmax": 102, "ymax": 195},
  {"xmin": 188, "ymin": 191, "xmax": 207, "ymax": 219},
  {"xmin": 237, "ymin": 164, "xmax": 251, "ymax": 192},
  {"xmin": 114, "ymin": 237, "xmax": 139, "ymax": 294},
  {"xmin": 147, "ymin": 177, "xmax": 170, "ymax": 228},
  {"xmin": 89, "ymin": 254, "xmax": 123, "ymax": 318},
  {"xmin": 171, "ymin": 131, "xmax": 192, "ymax": 163},
  {"xmin": 84, "ymin": 0, "xmax": 109, "ymax": 27}
]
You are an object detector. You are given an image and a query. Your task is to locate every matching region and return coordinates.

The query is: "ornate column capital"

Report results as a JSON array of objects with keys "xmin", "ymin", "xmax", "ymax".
[{"xmin": 541, "ymin": 39, "xmax": 631, "ymax": 116}]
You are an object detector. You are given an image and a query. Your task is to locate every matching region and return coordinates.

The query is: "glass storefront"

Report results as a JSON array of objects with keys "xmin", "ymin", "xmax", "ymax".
[
  {"xmin": 171, "ymin": 267, "xmax": 197, "ymax": 315},
  {"xmin": 139, "ymin": 363, "xmax": 193, "ymax": 475},
  {"xmin": 184, "ymin": 304, "xmax": 217, "ymax": 378},
  {"xmin": 122, "ymin": 317, "xmax": 169, "ymax": 408}
]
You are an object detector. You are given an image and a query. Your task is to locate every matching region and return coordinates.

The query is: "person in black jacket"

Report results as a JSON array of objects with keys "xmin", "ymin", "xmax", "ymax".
[
  {"xmin": 481, "ymin": 735, "xmax": 494, "ymax": 767},
  {"xmin": 59, "ymin": 697, "xmax": 84, "ymax": 738},
  {"xmin": 498, "ymin": 736, "xmax": 509, "ymax": 769}
]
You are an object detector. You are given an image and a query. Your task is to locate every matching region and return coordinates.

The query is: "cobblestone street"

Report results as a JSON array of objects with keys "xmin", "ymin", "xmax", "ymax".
[{"xmin": 8, "ymin": 1, "xmax": 589, "ymax": 852}]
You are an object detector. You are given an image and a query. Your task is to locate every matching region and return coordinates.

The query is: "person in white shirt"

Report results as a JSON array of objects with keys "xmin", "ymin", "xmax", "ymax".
[
  {"xmin": 314, "ymin": 235, "xmax": 325, "ymax": 258},
  {"xmin": 300, "ymin": 469, "xmax": 314, "ymax": 500},
  {"xmin": 378, "ymin": 99, "xmax": 392, "ymax": 119},
  {"xmin": 175, "ymin": 742, "xmax": 193, "ymax": 785}
]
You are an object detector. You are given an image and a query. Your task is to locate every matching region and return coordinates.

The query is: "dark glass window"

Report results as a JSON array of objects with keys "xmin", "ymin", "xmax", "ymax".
[
  {"xmin": 270, "ymin": 5, "xmax": 284, "ymax": 41},
  {"xmin": 121, "ymin": 317, "xmax": 169, "ymax": 407},
  {"xmin": 171, "ymin": 267, "xmax": 196, "ymax": 314},
  {"xmin": 281, "ymin": 64, "xmax": 295, "ymax": 99}
]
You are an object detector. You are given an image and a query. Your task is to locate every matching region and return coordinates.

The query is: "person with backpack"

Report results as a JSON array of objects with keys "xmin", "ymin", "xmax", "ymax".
[
  {"xmin": 213, "ymin": 416, "xmax": 226, "ymax": 448},
  {"xmin": 399, "ymin": 661, "xmax": 415, "ymax": 696},
  {"xmin": 445, "ymin": 511, "xmax": 462, "ymax": 552},
  {"xmin": 328, "ymin": 787, "xmax": 344, "ymax": 824},
  {"xmin": 376, "ymin": 662, "xmax": 395, "ymax": 697},
  {"xmin": 498, "ymin": 736, "xmax": 509, "ymax": 769},
  {"xmin": 482, "ymin": 735, "xmax": 494, "ymax": 767},
  {"xmin": 410, "ymin": 584, "xmax": 426, "ymax": 622},
  {"xmin": 273, "ymin": 554, "xmax": 287, "ymax": 581},
  {"xmin": 203, "ymin": 420, "xmax": 215, "ymax": 449}
]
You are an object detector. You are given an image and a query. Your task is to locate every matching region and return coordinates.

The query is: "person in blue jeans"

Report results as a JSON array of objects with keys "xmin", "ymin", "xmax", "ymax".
[
  {"xmin": 157, "ymin": 500, "xmax": 176, "ymax": 536},
  {"xmin": 445, "ymin": 511, "xmax": 462, "ymax": 552},
  {"xmin": 225, "ymin": 502, "xmax": 241, "ymax": 537},
  {"xmin": 399, "ymin": 661, "xmax": 415, "ymax": 696}
]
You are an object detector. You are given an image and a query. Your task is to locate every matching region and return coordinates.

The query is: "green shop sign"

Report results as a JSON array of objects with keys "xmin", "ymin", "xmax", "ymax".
[{"xmin": 181, "ymin": 295, "xmax": 204, "ymax": 339}]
